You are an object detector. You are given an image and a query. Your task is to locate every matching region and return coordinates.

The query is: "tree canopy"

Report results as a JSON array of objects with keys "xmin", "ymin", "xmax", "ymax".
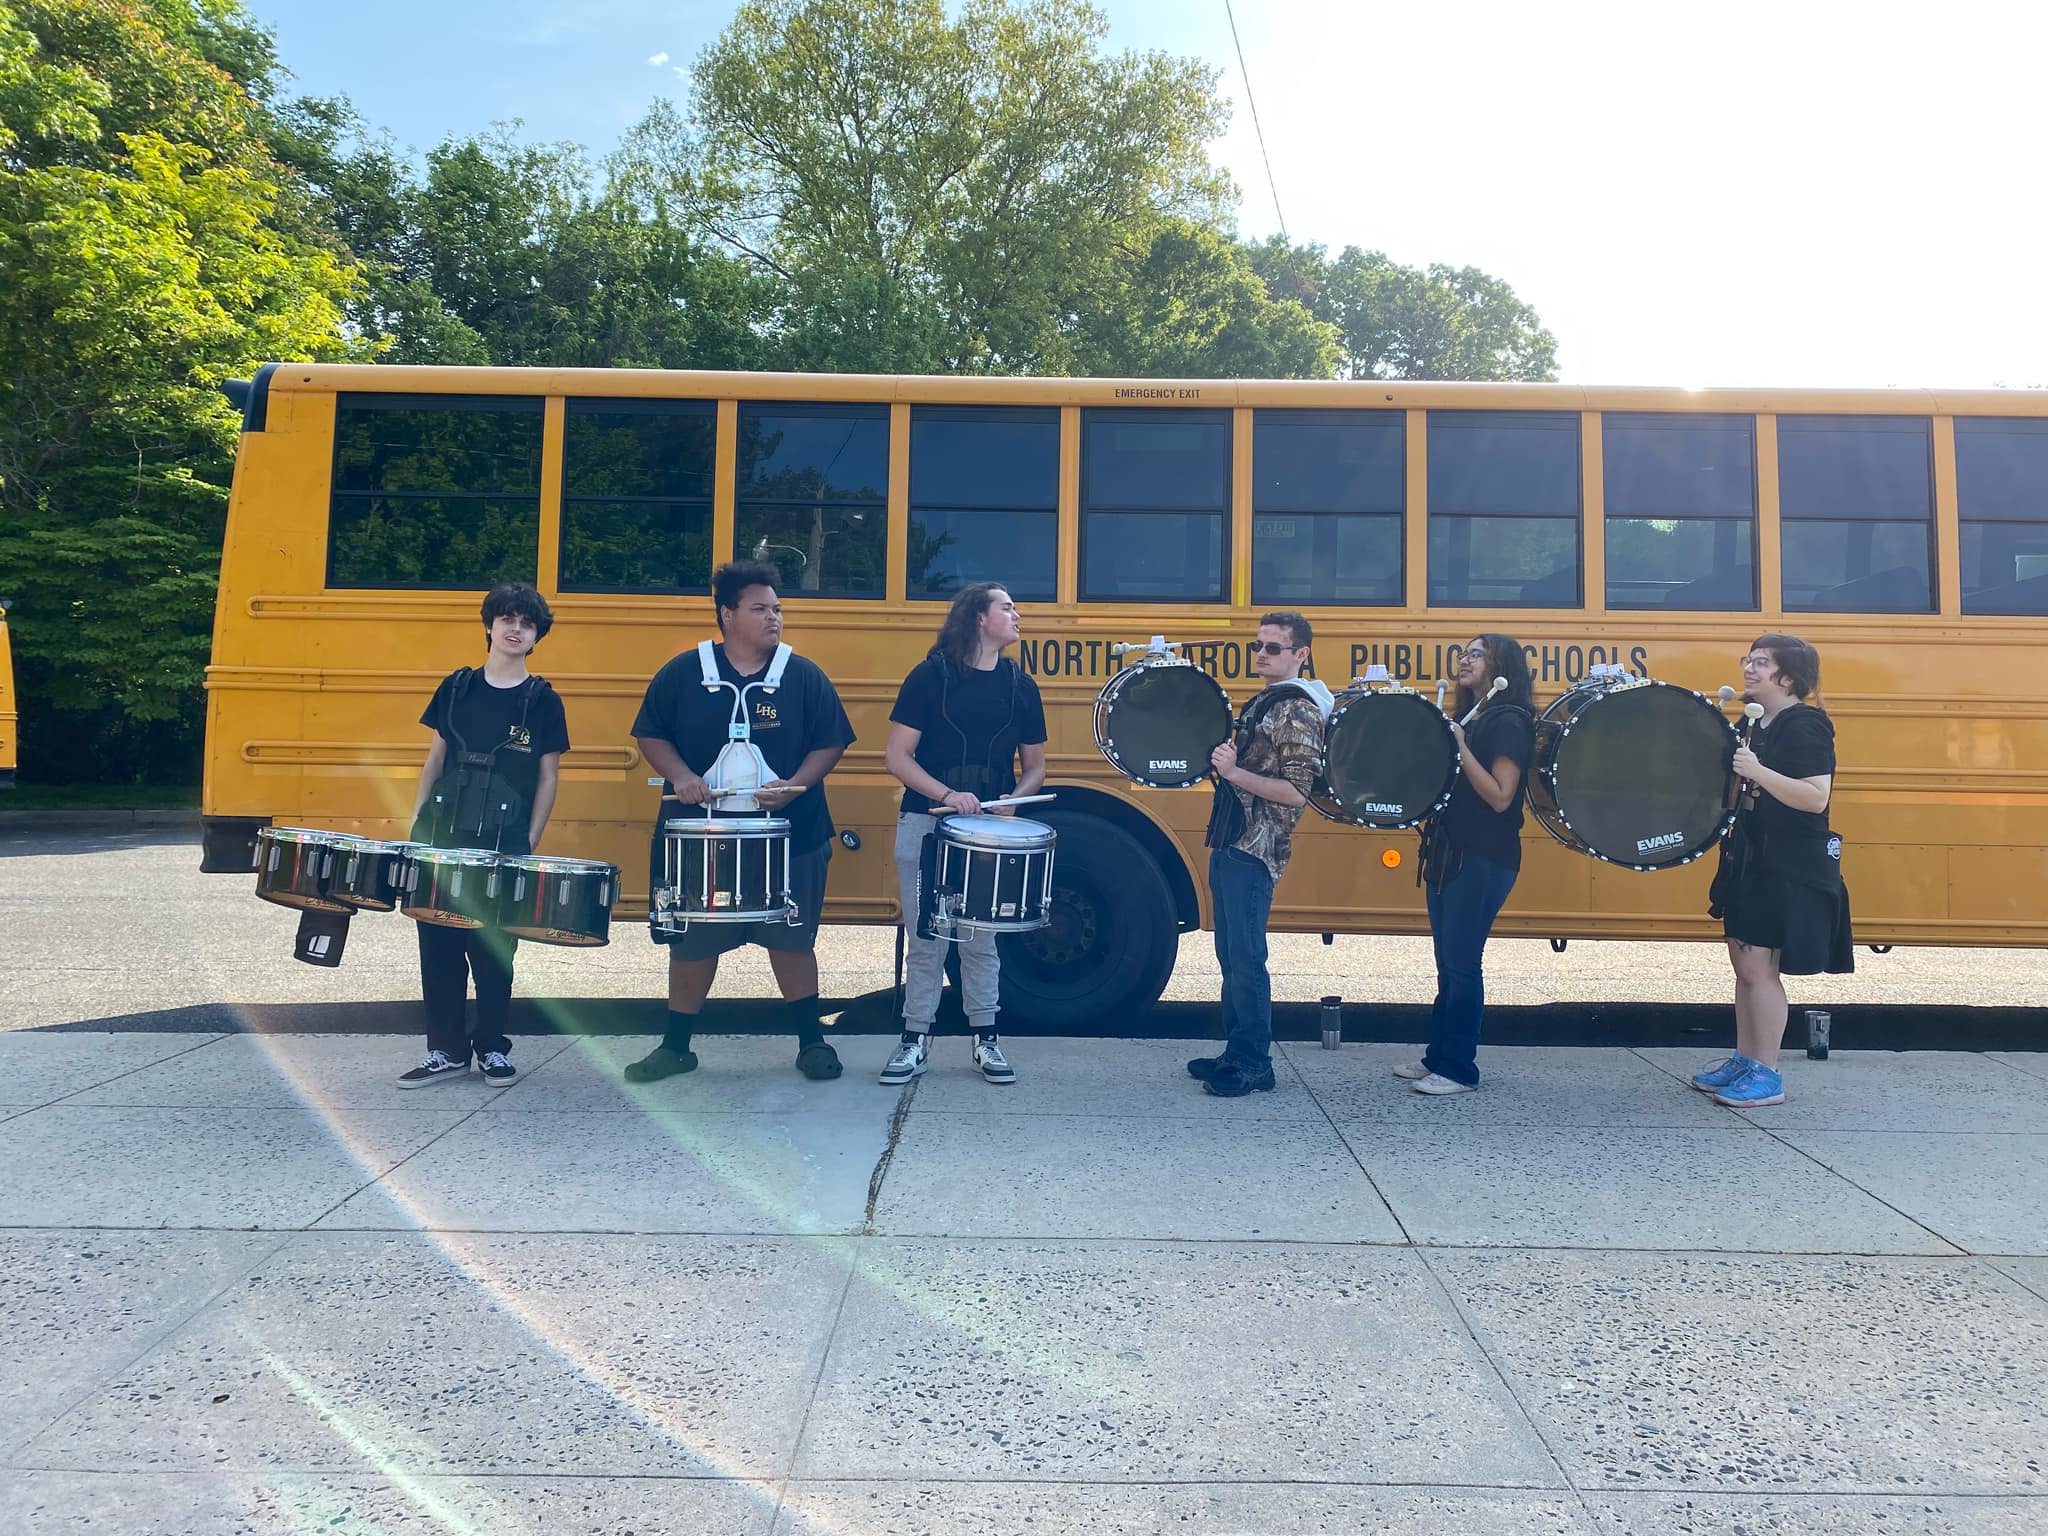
[{"xmin": 0, "ymin": 0, "xmax": 1559, "ymax": 785}]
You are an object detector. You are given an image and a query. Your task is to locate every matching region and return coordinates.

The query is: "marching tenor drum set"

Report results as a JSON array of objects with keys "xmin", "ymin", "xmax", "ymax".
[{"xmin": 1088, "ymin": 639, "xmax": 1746, "ymax": 873}]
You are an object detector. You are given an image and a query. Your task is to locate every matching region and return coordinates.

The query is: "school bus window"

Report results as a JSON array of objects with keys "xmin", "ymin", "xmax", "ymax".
[
  {"xmin": 1780, "ymin": 415, "xmax": 1934, "ymax": 613},
  {"xmin": 328, "ymin": 394, "xmax": 543, "ymax": 589},
  {"xmin": 1957, "ymin": 417, "xmax": 2048, "ymax": 616},
  {"xmin": 736, "ymin": 402, "xmax": 888, "ymax": 599},
  {"xmin": 1604, "ymin": 413, "xmax": 1756, "ymax": 611},
  {"xmin": 1080, "ymin": 407, "xmax": 1229, "ymax": 602},
  {"xmin": 1252, "ymin": 408, "xmax": 1403, "ymax": 606},
  {"xmin": 908, "ymin": 405, "xmax": 1057, "ymax": 600},
  {"xmin": 1426, "ymin": 411, "xmax": 1580, "ymax": 608},
  {"xmin": 560, "ymin": 398, "xmax": 716, "ymax": 593}
]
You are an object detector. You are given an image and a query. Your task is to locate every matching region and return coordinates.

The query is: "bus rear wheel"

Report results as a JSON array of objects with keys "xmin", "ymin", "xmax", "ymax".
[{"xmin": 998, "ymin": 813, "xmax": 1178, "ymax": 1030}]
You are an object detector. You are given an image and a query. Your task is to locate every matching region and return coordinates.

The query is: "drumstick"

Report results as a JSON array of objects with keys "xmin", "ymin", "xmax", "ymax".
[
  {"xmin": 1436, "ymin": 679, "xmax": 1448, "ymax": 710},
  {"xmin": 1735, "ymin": 701, "xmax": 1765, "ymax": 801},
  {"xmin": 711, "ymin": 784, "xmax": 805, "ymax": 804},
  {"xmin": 1459, "ymin": 676, "xmax": 1507, "ymax": 726},
  {"xmin": 1718, "ymin": 685, "xmax": 1738, "ymax": 707},
  {"xmin": 932, "ymin": 793, "xmax": 1056, "ymax": 817}
]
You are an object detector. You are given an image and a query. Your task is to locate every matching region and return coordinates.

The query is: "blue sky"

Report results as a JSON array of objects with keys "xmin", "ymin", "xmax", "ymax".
[{"xmin": 246, "ymin": 0, "xmax": 2048, "ymax": 389}]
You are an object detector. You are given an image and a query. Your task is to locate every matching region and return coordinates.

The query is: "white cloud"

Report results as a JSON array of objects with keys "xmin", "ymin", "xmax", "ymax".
[
  {"xmin": 647, "ymin": 50, "xmax": 669, "ymax": 66},
  {"xmin": 673, "ymin": 65, "xmax": 690, "ymax": 81}
]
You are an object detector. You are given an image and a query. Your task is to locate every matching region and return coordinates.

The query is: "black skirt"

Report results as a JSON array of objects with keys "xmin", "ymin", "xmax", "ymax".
[{"xmin": 1716, "ymin": 860, "xmax": 1855, "ymax": 975}]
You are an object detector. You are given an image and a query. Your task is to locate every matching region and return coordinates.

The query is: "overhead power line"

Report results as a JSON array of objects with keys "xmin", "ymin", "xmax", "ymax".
[{"xmin": 1223, "ymin": 0, "xmax": 1287, "ymax": 242}]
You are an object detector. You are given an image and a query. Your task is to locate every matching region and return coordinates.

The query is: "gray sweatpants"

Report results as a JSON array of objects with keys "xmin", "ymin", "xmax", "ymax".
[{"xmin": 894, "ymin": 812, "xmax": 1000, "ymax": 1032}]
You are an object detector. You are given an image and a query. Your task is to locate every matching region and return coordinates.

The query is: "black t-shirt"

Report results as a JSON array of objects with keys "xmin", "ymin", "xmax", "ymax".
[
  {"xmin": 1734, "ymin": 703, "xmax": 1839, "ymax": 886},
  {"xmin": 888, "ymin": 655, "xmax": 1048, "ymax": 814},
  {"xmin": 631, "ymin": 645, "xmax": 856, "ymax": 853},
  {"xmin": 417, "ymin": 669, "xmax": 571, "ymax": 851},
  {"xmin": 1440, "ymin": 704, "xmax": 1535, "ymax": 870}
]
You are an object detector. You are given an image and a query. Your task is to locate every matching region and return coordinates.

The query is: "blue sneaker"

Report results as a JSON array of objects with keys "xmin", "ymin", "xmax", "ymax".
[
  {"xmin": 1690, "ymin": 1054, "xmax": 1752, "ymax": 1093},
  {"xmin": 1713, "ymin": 1063, "xmax": 1786, "ymax": 1107}
]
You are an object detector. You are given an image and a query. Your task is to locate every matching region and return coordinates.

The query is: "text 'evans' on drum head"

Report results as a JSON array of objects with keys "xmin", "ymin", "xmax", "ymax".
[
  {"xmin": 1532, "ymin": 680, "xmax": 1735, "ymax": 869},
  {"xmin": 1094, "ymin": 663, "xmax": 1232, "ymax": 789},
  {"xmin": 1310, "ymin": 689, "xmax": 1459, "ymax": 830}
]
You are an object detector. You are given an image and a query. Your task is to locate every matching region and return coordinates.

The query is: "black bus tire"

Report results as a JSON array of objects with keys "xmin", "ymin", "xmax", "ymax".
[{"xmin": 997, "ymin": 812, "xmax": 1179, "ymax": 1030}]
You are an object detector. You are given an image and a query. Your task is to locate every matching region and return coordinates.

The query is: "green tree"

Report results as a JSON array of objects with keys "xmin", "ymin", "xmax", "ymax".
[
  {"xmin": 0, "ymin": 0, "xmax": 359, "ymax": 782},
  {"xmin": 1248, "ymin": 236, "xmax": 1558, "ymax": 382}
]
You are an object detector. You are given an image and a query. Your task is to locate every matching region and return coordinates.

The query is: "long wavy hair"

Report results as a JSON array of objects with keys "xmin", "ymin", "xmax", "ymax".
[
  {"xmin": 928, "ymin": 582, "xmax": 1010, "ymax": 670},
  {"xmin": 1452, "ymin": 633, "xmax": 1535, "ymax": 718}
]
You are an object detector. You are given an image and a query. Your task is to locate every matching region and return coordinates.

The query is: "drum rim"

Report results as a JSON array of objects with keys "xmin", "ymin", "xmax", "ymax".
[
  {"xmin": 328, "ymin": 835, "xmax": 416, "ymax": 855},
  {"xmin": 662, "ymin": 816, "xmax": 792, "ymax": 834},
  {"xmin": 407, "ymin": 847, "xmax": 502, "ymax": 866},
  {"xmin": 259, "ymin": 826, "xmax": 340, "ymax": 844},
  {"xmin": 498, "ymin": 854, "xmax": 620, "ymax": 874},
  {"xmin": 939, "ymin": 814, "xmax": 1057, "ymax": 849}
]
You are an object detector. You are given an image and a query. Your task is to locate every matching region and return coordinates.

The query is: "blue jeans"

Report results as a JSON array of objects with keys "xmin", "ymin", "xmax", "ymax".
[
  {"xmin": 1210, "ymin": 847, "xmax": 1276, "ymax": 1070},
  {"xmin": 1423, "ymin": 853, "xmax": 1519, "ymax": 1086}
]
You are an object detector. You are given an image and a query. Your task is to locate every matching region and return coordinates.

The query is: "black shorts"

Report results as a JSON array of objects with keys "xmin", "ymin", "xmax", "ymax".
[
  {"xmin": 649, "ymin": 840, "xmax": 831, "ymax": 959},
  {"xmin": 1721, "ymin": 867, "xmax": 1854, "ymax": 976}
]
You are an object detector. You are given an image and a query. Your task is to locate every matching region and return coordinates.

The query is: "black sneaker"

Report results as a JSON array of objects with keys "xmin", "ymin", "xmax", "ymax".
[
  {"xmin": 796, "ymin": 1041, "xmax": 843, "ymax": 1080},
  {"xmin": 1203, "ymin": 1062, "xmax": 1277, "ymax": 1097},
  {"xmin": 397, "ymin": 1050, "xmax": 469, "ymax": 1089},
  {"xmin": 1186, "ymin": 1053, "xmax": 1229, "ymax": 1081},
  {"xmin": 624, "ymin": 1045, "xmax": 698, "ymax": 1083},
  {"xmin": 478, "ymin": 1051, "xmax": 517, "ymax": 1086}
]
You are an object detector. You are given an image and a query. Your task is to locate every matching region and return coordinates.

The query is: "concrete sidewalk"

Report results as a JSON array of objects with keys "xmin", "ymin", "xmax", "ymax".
[{"xmin": 1, "ymin": 1033, "xmax": 2045, "ymax": 1534}]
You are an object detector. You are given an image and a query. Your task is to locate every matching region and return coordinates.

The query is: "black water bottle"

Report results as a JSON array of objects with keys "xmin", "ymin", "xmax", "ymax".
[{"xmin": 1320, "ymin": 995, "xmax": 1342, "ymax": 1050}]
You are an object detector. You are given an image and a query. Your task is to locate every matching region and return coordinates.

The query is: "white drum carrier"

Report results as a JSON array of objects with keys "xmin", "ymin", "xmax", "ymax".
[
  {"xmin": 650, "ymin": 640, "xmax": 803, "ymax": 932},
  {"xmin": 929, "ymin": 813, "xmax": 1058, "ymax": 938}
]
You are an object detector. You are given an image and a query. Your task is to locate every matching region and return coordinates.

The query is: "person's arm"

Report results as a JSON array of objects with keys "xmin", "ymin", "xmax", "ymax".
[
  {"xmin": 638, "ymin": 736, "xmax": 712, "ymax": 805},
  {"xmin": 1011, "ymin": 741, "xmax": 1048, "ymax": 799},
  {"xmin": 412, "ymin": 735, "xmax": 447, "ymax": 820},
  {"xmin": 1210, "ymin": 740, "xmax": 1307, "ymax": 809},
  {"xmin": 527, "ymin": 752, "xmax": 561, "ymax": 847},
  {"xmin": 885, "ymin": 722, "xmax": 979, "ymax": 816},
  {"xmin": 1731, "ymin": 747, "xmax": 1832, "ymax": 814}
]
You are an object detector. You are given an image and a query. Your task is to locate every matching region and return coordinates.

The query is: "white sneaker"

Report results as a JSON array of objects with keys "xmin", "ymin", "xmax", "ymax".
[
  {"xmin": 1411, "ymin": 1072, "xmax": 1476, "ymax": 1096},
  {"xmin": 1391, "ymin": 1060, "xmax": 1431, "ymax": 1081},
  {"xmin": 972, "ymin": 1037, "xmax": 1016, "ymax": 1085},
  {"xmin": 879, "ymin": 1035, "xmax": 929, "ymax": 1086}
]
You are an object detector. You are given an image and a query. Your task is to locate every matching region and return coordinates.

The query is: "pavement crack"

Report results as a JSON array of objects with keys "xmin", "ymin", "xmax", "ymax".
[{"xmin": 862, "ymin": 1074, "xmax": 919, "ymax": 1234}]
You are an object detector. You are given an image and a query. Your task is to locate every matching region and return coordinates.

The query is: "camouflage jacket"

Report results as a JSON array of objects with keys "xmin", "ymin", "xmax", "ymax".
[{"xmin": 1209, "ymin": 684, "xmax": 1328, "ymax": 883}]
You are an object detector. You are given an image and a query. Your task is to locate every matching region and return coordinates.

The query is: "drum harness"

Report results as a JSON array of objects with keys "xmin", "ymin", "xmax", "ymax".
[
  {"xmin": 915, "ymin": 655, "xmax": 1024, "ymax": 942},
  {"xmin": 676, "ymin": 638, "xmax": 795, "ymax": 815},
  {"xmin": 1418, "ymin": 699, "xmax": 1534, "ymax": 893},
  {"xmin": 1204, "ymin": 679, "xmax": 1332, "ymax": 854},
  {"xmin": 420, "ymin": 668, "xmax": 552, "ymax": 852}
]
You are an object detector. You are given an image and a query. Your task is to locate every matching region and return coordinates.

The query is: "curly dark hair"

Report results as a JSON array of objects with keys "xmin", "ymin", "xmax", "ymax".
[
  {"xmin": 928, "ymin": 582, "xmax": 1011, "ymax": 669},
  {"xmin": 480, "ymin": 583, "xmax": 553, "ymax": 645},
  {"xmin": 1751, "ymin": 632, "xmax": 1824, "ymax": 705},
  {"xmin": 1452, "ymin": 633, "xmax": 1534, "ymax": 717},
  {"xmin": 712, "ymin": 560, "xmax": 782, "ymax": 632}
]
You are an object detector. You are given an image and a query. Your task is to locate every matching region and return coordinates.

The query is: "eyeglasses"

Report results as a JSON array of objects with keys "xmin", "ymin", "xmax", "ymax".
[
  {"xmin": 1247, "ymin": 639, "xmax": 1295, "ymax": 656},
  {"xmin": 1459, "ymin": 646, "xmax": 1488, "ymax": 661},
  {"xmin": 1739, "ymin": 654, "xmax": 1774, "ymax": 670}
]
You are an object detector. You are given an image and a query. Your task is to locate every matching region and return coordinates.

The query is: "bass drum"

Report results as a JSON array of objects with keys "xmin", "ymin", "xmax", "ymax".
[
  {"xmin": 1093, "ymin": 660, "xmax": 1232, "ymax": 788},
  {"xmin": 1528, "ymin": 678, "xmax": 1736, "ymax": 870},
  {"xmin": 1309, "ymin": 688, "xmax": 1459, "ymax": 830}
]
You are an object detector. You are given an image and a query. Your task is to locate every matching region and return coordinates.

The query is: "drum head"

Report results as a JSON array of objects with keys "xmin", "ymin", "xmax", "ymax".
[
  {"xmin": 940, "ymin": 814, "xmax": 1057, "ymax": 851},
  {"xmin": 1095, "ymin": 664, "xmax": 1231, "ymax": 788},
  {"xmin": 1311, "ymin": 690, "xmax": 1459, "ymax": 829},
  {"xmin": 1542, "ymin": 682, "xmax": 1734, "ymax": 868}
]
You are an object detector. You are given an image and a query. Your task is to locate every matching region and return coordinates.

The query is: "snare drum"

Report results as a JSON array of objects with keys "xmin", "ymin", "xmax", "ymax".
[
  {"xmin": 1528, "ymin": 676, "xmax": 1736, "ymax": 870},
  {"xmin": 326, "ymin": 836, "xmax": 417, "ymax": 911},
  {"xmin": 498, "ymin": 855, "xmax": 619, "ymax": 946},
  {"xmin": 1093, "ymin": 658, "xmax": 1232, "ymax": 788},
  {"xmin": 1308, "ymin": 688, "xmax": 1460, "ymax": 830},
  {"xmin": 932, "ymin": 814, "xmax": 1056, "ymax": 937},
  {"xmin": 400, "ymin": 846, "xmax": 502, "ymax": 928},
  {"xmin": 655, "ymin": 816, "xmax": 796, "ymax": 930},
  {"xmin": 254, "ymin": 827, "xmax": 349, "ymax": 913}
]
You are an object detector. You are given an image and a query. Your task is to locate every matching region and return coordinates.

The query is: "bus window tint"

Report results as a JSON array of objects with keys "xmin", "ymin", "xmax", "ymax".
[
  {"xmin": 736, "ymin": 404, "xmax": 888, "ymax": 598},
  {"xmin": 1252, "ymin": 410, "xmax": 1403, "ymax": 605},
  {"xmin": 1081, "ymin": 409, "xmax": 1229, "ymax": 601},
  {"xmin": 909, "ymin": 407, "xmax": 1057, "ymax": 599},
  {"xmin": 1603, "ymin": 414, "xmax": 1756, "ymax": 610},
  {"xmin": 561, "ymin": 399, "xmax": 716, "ymax": 592},
  {"xmin": 1427, "ymin": 412, "xmax": 1580, "ymax": 607},
  {"xmin": 329, "ymin": 395, "xmax": 543, "ymax": 588},
  {"xmin": 1957, "ymin": 417, "xmax": 2048, "ymax": 615},
  {"xmin": 1780, "ymin": 416, "xmax": 1934, "ymax": 613}
]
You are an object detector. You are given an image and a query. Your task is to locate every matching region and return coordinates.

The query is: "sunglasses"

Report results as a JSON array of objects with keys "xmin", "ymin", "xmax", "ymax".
[{"xmin": 1247, "ymin": 639, "xmax": 1297, "ymax": 656}]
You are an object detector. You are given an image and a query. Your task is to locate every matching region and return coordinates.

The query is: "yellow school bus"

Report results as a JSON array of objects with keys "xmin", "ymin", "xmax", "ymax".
[
  {"xmin": 201, "ymin": 366, "xmax": 2048, "ymax": 1024},
  {"xmin": 0, "ymin": 598, "xmax": 15, "ymax": 790}
]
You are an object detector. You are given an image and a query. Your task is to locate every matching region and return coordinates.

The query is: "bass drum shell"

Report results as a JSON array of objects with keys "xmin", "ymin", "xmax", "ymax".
[
  {"xmin": 1092, "ymin": 661, "xmax": 1232, "ymax": 789},
  {"xmin": 1308, "ymin": 689, "xmax": 1460, "ymax": 830},
  {"xmin": 1528, "ymin": 679, "xmax": 1736, "ymax": 869},
  {"xmin": 254, "ymin": 827, "xmax": 349, "ymax": 913},
  {"xmin": 498, "ymin": 855, "xmax": 619, "ymax": 946}
]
